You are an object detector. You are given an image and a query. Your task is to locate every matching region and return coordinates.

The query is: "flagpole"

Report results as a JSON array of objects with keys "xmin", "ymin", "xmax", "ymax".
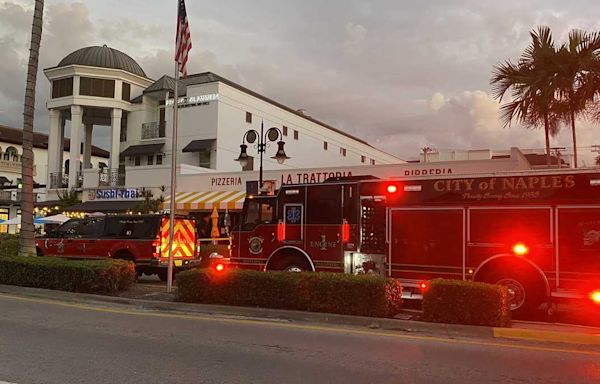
[{"xmin": 167, "ymin": 36, "xmax": 180, "ymax": 294}]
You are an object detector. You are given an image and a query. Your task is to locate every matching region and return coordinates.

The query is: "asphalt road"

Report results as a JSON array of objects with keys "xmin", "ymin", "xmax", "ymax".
[{"xmin": 0, "ymin": 294, "xmax": 599, "ymax": 384}]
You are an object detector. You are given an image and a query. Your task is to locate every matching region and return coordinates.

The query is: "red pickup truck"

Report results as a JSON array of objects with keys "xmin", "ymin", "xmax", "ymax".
[{"xmin": 35, "ymin": 214, "xmax": 200, "ymax": 280}]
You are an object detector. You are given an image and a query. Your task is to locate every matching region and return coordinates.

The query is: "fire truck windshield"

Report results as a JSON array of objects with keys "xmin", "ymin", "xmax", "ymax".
[{"xmin": 242, "ymin": 197, "xmax": 275, "ymax": 230}]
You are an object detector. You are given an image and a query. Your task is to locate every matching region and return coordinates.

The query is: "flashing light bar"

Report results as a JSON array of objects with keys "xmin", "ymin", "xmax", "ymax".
[{"xmin": 513, "ymin": 243, "xmax": 529, "ymax": 256}]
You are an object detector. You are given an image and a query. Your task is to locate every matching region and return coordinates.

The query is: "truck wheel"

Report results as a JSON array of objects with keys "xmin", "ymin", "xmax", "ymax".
[
  {"xmin": 157, "ymin": 269, "xmax": 176, "ymax": 282},
  {"xmin": 36, "ymin": 247, "xmax": 43, "ymax": 257},
  {"xmin": 274, "ymin": 255, "xmax": 312, "ymax": 272},
  {"xmin": 483, "ymin": 270, "xmax": 545, "ymax": 318}
]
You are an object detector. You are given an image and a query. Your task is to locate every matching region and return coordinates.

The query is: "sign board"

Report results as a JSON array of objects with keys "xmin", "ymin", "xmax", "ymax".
[
  {"xmin": 88, "ymin": 188, "xmax": 142, "ymax": 200},
  {"xmin": 166, "ymin": 93, "xmax": 219, "ymax": 107}
]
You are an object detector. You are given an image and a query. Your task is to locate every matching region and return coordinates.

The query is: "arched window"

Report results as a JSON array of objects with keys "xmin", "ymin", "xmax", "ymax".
[
  {"xmin": 4, "ymin": 147, "xmax": 17, "ymax": 161},
  {"xmin": 64, "ymin": 159, "xmax": 70, "ymax": 174}
]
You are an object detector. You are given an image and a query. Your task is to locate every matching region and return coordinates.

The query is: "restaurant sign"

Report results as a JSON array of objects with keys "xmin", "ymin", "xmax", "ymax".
[{"xmin": 89, "ymin": 188, "xmax": 143, "ymax": 200}]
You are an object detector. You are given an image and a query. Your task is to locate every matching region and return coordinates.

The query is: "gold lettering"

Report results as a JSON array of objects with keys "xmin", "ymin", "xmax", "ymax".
[
  {"xmin": 502, "ymin": 178, "xmax": 515, "ymax": 190},
  {"xmin": 528, "ymin": 177, "xmax": 540, "ymax": 189},
  {"xmin": 564, "ymin": 175, "xmax": 575, "ymax": 188},
  {"xmin": 540, "ymin": 177, "xmax": 552, "ymax": 189},
  {"xmin": 516, "ymin": 177, "xmax": 528, "ymax": 190},
  {"xmin": 552, "ymin": 176, "xmax": 562, "ymax": 188},
  {"xmin": 463, "ymin": 179, "xmax": 474, "ymax": 191},
  {"xmin": 434, "ymin": 180, "xmax": 445, "ymax": 192}
]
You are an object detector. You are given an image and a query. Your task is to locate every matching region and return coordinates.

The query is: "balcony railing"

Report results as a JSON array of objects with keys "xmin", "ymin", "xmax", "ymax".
[
  {"xmin": 49, "ymin": 172, "xmax": 68, "ymax": 189},
  {"xmin": 141, "ymin": 121, "xmax": 166, "ymax": 140},
  {"xmin": 0, "ymin": 190, "xmax": 40, "ymax": 202},
  {"xmin": 98, "ymin": 168, "xmax": 125, "ymax": 187}
]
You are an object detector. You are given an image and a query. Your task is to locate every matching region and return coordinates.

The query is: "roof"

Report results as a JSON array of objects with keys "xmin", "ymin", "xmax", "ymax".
[
  {"xmin": 121, "ymin": 143, "xmax": 164, "ymax": 157},
  {"xmin": 0, "ymin": 124, "xmax": 109, "ymax": 158},
  {"xmin": 146, "ymin": 72, "xmax": 375, "ymax": 147},
  {"xmin": 56, "ymin": 45, "xmax": 147, "ymax": 78},
  {"xmin": 182, "ymin": 139, "xmax": 215, "ymax": 152},
  {"xmin": 492, "ymin": 153, "xmax": 567, "ymax": 166}
]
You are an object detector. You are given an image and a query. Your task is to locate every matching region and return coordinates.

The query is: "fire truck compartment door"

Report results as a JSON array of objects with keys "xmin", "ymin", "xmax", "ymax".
[{"xmin": 389, "ymin": 208, "xmax": 465, "ymax": 281}]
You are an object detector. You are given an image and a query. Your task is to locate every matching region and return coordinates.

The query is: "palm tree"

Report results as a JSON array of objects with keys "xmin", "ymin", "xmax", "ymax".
[
  {"xmin": 19, "ymin": 0, "xmax": 44, "ymax": 257},
  {"xmin": 554, "ymin": 30, "xmax": 600, "ymax": 168},
  {"xmin": 490, "ymin": 26, "xmax": 560, "ymax": 166}
]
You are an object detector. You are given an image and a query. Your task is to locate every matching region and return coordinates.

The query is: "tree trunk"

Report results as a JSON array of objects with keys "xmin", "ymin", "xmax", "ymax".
[
  {"xmin": 570, "ymin": 109, "xmax": 578, "ymax": 168},
  {"xmin": 19, "ymin": 0, "xmax": 45, "ymax": 257},
  {"xmin": 544, "ymin": 113, "xmax": 551, "ymax": 167}
]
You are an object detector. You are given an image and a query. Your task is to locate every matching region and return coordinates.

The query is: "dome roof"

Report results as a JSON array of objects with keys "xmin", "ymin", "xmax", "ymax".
[{"xmin": 57, "ymin": 45, "xmax": 147, "ymax": 78}]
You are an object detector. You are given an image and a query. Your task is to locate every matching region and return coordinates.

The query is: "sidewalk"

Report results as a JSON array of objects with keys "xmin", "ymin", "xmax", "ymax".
[{"xmin": 1, "ymin": 283, "xmax": 599, "ymax": 346}]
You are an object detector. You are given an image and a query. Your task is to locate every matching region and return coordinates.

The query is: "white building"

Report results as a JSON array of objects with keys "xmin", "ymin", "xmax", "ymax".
[
  {"xmin": 0, "ymin": 124, "xmax": 108, "ymax": 231},
  {"xmin": 43, "ymin": 45, "xmax": 402, "ymax": 212}
]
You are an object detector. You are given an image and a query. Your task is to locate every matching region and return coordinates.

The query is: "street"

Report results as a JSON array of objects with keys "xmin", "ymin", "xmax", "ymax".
[{"xmin": 0, "ymin": 294, "xmax": 599, "ymax": 384}]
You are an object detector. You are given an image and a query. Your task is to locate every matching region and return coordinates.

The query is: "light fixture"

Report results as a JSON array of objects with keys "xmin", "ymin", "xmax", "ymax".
[
  {"xmin": 235, "ymin": 144, "xmax": 250, "ymax": 168},
  {"xmin": 271, "ymin": 141, "xmax": 290, "ymax": 165}
]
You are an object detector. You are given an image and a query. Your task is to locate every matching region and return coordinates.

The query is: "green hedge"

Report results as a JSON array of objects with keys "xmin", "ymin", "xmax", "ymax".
[
  {"xmin": 0, "ymin": 234, "xmax": 19, "ymax": 257},
  {"xmin": 0, "ymin": 255, "xmax": 136, "ymax": 294},
  {"xmin": 422, "ymin": 279, "xmax": 511, "ymax": 327},
  {"xmin": 176, "ymin": 269, "xmax": 403, "ymax": 318}
]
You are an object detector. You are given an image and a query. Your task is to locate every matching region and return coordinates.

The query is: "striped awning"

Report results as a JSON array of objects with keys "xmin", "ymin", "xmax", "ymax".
[{"xmin": 163, "ymin": 190, "xmax": 246, "ymax": 211}]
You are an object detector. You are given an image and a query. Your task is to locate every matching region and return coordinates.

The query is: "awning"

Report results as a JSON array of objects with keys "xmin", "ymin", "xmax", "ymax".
[
  {"xmin": 121, "ymin": 144, "xmax": 164, "ymax": 157},
  {"xmin": 163, "ymin": 191, "xmax": 246, "ymax": 211},
  {"xmin": 64, "ymin": 200, "xmax": 140, "ymax": 213},
  {"xmin": 182, "ymin": 139, "xmax": 215, "ymax": 152}
]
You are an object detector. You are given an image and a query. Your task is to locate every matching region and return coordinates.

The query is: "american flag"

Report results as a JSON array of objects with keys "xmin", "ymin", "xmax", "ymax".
[{"xmin": 175, "ymin": 0, "xmax": 192, "ymax": 77}]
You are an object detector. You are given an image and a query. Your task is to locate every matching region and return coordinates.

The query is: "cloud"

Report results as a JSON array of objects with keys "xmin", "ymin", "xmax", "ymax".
[
  {"xmin": 342, "ymin": 22, "xmax": 368, "ymax": 55},
  {"xmin": 0, "ymin": 0, "xmax": 599, "ymax": 160}
]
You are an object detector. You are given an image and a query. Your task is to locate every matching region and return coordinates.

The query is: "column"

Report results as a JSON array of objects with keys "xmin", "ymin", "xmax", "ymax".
[
  {"xmin": 68, "ymin": 105, "xmax": 83, "ymax": 189},
  {"xmin": 58, "ymin": 115, "xmax": 65, "ymax": 179},
  {"xmin": 83, "ymin": 123, "xmax": 93, "ymax": 169},
  {"xmin": 110, "ymin": 108, "xmax": 122, "ymax": 169},
  {"xmin": 47, "ymin": 109, "xmax": 60, "ymax": 187}
]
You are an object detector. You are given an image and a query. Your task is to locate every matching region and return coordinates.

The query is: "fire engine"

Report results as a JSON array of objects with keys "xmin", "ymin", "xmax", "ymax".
[
  {"xmin": 229, "ymin": 169, "xmax": 600, "ymax": 314},
  {"xmin": 35, "ymin": 214, "xmax": 199, "ymax": 280}
]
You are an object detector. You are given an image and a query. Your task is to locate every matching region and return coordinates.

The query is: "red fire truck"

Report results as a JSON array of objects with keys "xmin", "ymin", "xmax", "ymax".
[
  {"xmin": 35, "ymin": 214, "xmax": 199, "ymax": 280},
  {"xmin": 229, "ymin": 169, "xmax": 600, "ymax": 314}
]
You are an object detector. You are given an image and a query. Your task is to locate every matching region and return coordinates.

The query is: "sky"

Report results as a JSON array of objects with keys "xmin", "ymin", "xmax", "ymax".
[{"xmin": 0, "ymin": 0, "xmax": 599, "ymax": 163}]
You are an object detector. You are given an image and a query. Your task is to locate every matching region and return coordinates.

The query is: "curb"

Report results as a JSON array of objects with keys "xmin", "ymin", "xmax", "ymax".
[
  {"xmin": 493, "ymin": 327, "xmax": 600, "ymax": 346},
  {"xmin": 1, "ymin": 284, "xmax": 598, "ymax": 346}
]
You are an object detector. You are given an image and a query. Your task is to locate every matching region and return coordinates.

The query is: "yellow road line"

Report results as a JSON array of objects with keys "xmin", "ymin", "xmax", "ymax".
[
  {"xmin": 494, "ymin": 327, "xmax": 600, "ymax": 346},
  {"xmin": 1, "ymin": 293, "xmax": 599, "ymax": 357}
]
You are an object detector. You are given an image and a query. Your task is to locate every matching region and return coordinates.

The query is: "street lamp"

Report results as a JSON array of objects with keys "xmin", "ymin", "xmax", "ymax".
[{"xmin": 235, "ymin": 120, "xmax": 290, "ymax": 193}]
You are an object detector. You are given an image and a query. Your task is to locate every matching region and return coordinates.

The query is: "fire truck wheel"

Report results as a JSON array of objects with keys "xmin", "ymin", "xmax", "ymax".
[
  {"xmin": 36, "ymin": 247, "xmax": 43, "ymax": 257},
  {"xmin": 484, "ymin": 270, "xmax": 545, "ymax": 318},
  {"xmin": 273, "ymin": 255, "xmax": 312, "ymax": 272}
]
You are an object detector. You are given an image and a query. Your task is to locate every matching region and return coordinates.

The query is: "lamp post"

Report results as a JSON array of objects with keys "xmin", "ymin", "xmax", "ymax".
[{"xmin": 235, "ymin": 121, "xmax": 289, "ymax": 193}]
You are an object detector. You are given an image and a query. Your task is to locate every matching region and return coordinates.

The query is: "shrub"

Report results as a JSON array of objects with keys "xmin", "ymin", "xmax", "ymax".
[
  {"xmin": 0, "ymin": 234, "xmax": 19, "ymax": 257},
  {"xmin": 422, "ymin": 279, "xmax": 511, "ymax": 327},
  {"xmin": 176, "ymin": 269, "xmax": 403, "ymax": 318},
  {"xmin": 0, "ymin": 255, "xmax": 136, "ymax": 294}
]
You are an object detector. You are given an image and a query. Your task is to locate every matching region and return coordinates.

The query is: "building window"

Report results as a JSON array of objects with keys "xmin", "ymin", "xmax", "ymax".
[
  {"xmin": 51, "ymin": 77, "xmax": 73, "ymax": 99},
  {"xmin": 120, "ymin": 125, "xmax": 127, "ymax": 142},
  {"xmin": 282, "ymin": 126, "xmax": 288, "ymax": 136},
  {"xmin": 198, "ymin": 151, "xmax": 210, "ymax": 168},
  {"xmin": 147, "ymin": 155, "xmax": 154, "ymax": 166},
  {"xmin": 80, "ymin": 77, "xmax": 115, "ymax": 98},
  {"xmin": 122, "ymin": 82, "xmax": 131, "ymax": 102},
  {"xmin": 156, "ymin": 154, "xmax": 163, "ymax": 165},
  {"xmin": 370, "ymin": 159, "xmax": 375, "ymax": 165},
  {"xmin": 246, "ymin": 112, "xmax": 252, "ymax": 123},
  {"xmin": 294, "ymin": 130, "xmax": 299, "ymax": 140},
  {"xmin": 134, "ymin": 156, "xmax": 141, "ymax": 166},
  {"xmin": 361, "ymin": 155, "xmax": 366, "ymax": 163},
  {"xmin": 340, "ymin": 148, "xmax": 346, "ymax": 157},
  {"xmin": 323, "ymin": 141, "xmax": 328, "ymax": 151},
  {"xmin": 159, "ymin": 108, "xmax": 166, "ymax": 137}
]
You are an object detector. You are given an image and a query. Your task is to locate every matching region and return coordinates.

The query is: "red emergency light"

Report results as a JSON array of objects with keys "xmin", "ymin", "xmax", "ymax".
[
  {"xmin": 387, "ymin": 184, "xmax": 399, "ymax": 194},
  {"xmin": 277, "ymin": 220, "xmax": 286, "ymax": 241},
  {"xmin": 591, "ymin": 290, "xmax": 600, "ymax": 305},
  {"xmin": 342, "ymin": 219, "xmax": 350, "ymax": 243},
  {"xmin": 215, "ymin": 263, "xmax": 225, "ymax": 272},
  {"xmin": 512, "ymin": 242, "xmax": 529, "ymax": 256},
  {"xmin": 419, "ymin": 281, "xmax": 430, "ymax": 291}
]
